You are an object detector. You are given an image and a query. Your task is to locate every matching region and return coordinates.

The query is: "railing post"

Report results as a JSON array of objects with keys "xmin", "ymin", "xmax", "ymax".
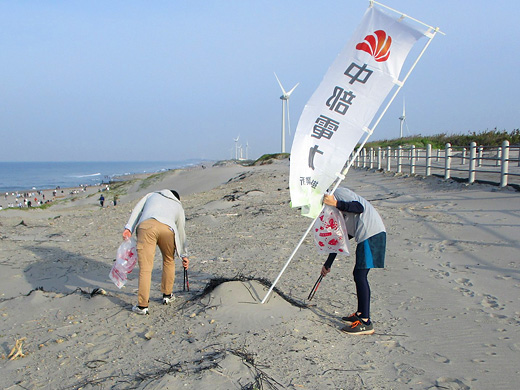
[
  {"xmin": 444, "ymin": 143, "xmax": 451, "ymax": 180},
  {"xmin": 500, "ymin": 140, "xmax": 509, "ymax": 187},
  {"xmin": 369, "ymin": 147, "xmax": 374, "ymax": 169},
  {"xmin": 496, "ymin": 147, "xmax": 502, "ymax": 167},
  {"xmin": 410, "ymin": 145, "xmax": 416, "ymax": 174},
  {"xmin": 461, "ymin": 147, "xmax": 466, "ymax": 165},
  {"xmin": 386, "ymin": 146, "xmax": 391, "ymax": 171},
  {"xmin": 397, "ymin": 145, "xmax": 402, "ymax": 173},
  {"xmin": 469, "ymin": 142, "xmax": 477, "ymax": 184},
  {"xmin": 377, "ymin": 147, "xmax": 382, "ymax": 170},
  {"xmin": 478, "ymin": 146, "xmax": 483, "ymax": 167},
  {"xmin": 436, "ymin": 149, "xmax": 440, "ymax": 162},
  {"xmin": 426, "ymin": 144, "xmax": 432, "ymax": 176}
]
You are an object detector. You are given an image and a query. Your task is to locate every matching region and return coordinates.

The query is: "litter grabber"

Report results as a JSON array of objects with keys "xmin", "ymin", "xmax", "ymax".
[
  {"xmin": 307, "ymin": 253, "xmax": 337, "ymax": 301},
  {"xmin": 183, "ymin": 267, "xmax": 190, "ymax": 292}
]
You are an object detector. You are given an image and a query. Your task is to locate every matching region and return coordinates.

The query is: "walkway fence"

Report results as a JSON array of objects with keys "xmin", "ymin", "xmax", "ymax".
[{"xmin": 352, "ymin": 141, "xmax": 520, "ymax": 189}]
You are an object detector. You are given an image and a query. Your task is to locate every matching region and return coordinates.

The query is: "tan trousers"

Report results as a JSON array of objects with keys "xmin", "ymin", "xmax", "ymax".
[{"xmin": 136, "ymin": 219, "xmax": 176, "ymax": 307}]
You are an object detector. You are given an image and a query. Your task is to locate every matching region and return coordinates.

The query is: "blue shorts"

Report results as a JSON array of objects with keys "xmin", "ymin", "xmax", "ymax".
[{"xmin": 355, "ymin": 232, "xmax": 386, "ymax": 269}]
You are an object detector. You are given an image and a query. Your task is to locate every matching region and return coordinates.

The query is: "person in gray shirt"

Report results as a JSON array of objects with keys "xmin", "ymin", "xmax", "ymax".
[
  {"xmin": 122, "ymin": 189, "xmax": 189, "ymax": 315},
  {"xmin": 322, "ymin": 187, "xmax": 386, "ymax": 335}
]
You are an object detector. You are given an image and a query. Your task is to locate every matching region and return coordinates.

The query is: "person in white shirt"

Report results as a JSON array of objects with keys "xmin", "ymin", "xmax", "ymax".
[{"xmin": 122, "ymin": 189, "xmax": 189, "ymax": 315}]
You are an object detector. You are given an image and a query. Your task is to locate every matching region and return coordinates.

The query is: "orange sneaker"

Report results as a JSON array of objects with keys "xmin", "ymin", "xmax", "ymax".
[{"xmin": 341, "ymin": 320, "xmax": 374, "ymax": 335}]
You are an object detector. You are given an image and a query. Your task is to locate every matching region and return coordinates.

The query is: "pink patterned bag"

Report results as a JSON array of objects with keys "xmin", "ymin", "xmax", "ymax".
[
  {"xmin": 313, "ymin": 205, "xmax": 350, "ymax": 255},
  {"xmin": 109, "ymin": 238, "xmax": 138, "ymax": 288}
]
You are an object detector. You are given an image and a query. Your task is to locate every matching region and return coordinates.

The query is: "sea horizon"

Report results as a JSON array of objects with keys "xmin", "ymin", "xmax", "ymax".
[{"xmin": 0, "ymin": 160, "xmax": 211, "ymax": 193}]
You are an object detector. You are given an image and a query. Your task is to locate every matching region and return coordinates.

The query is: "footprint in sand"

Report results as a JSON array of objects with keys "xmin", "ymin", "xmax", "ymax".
[
  {"xmin": 431, "ymin": 377, "xmax": 471, "ymax": 390},
  {"xmin": 455, "ymin": 278, "xmax": 473, "ymax": 287},
  {"xmin": 480, "ymin": 294, "xmax": 500, "ymax": 309},
  {"xmin": 455, "ymin": 287, "xmax": 475, "ymax": 297},
  {"xmin": 508, "ymin": 343, "xmax": 520, "ymax": 352},
  {"xmin": 431, "ymin": 352, "xmax": 450, "ymax": 363},
  {"xmin": 394, "ymin": 362, "xmax": 425, "ymax": 384},
  {"xmin": 430, "ymin": 268, "xmax": 450, "ymax": 279}
]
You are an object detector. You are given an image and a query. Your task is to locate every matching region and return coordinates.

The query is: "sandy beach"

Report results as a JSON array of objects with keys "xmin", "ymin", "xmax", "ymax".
[{"xmin": 0, "ymin": 158, "xmax": 519, "ymax": 389}]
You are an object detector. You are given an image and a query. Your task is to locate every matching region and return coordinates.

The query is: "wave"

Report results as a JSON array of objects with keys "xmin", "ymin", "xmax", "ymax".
[{"xmin": 73, "ymin": 173, "xmax": 101, "ymax": 178}]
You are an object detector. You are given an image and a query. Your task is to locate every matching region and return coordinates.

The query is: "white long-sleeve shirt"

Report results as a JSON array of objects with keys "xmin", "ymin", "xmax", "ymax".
[
  {"xmin": 334, "ymin": 187, "xmax": 386, "ymax": 243},
  {"xmin": 124, "ymin": 190, "xmax": 188, "ymax": 258}
]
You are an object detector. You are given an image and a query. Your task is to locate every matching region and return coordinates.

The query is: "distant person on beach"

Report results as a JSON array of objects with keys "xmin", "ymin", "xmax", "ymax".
[
  {"xmin": 99, "ymin": 194, "xmax": 105, "ymax": 207},
  {"xmin": 321, "ymin": 187, "xmax": 386, "ymax": 335},
  {"xmin": 113, "ymin": 195, "xmax": 118, "ymax": 206},
  {"xmin": 122, "ymin": 189, "xmax": 189, "ymax": 315}
]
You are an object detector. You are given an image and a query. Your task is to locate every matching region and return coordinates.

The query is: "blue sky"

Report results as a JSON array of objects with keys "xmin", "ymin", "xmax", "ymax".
[{"xmin": 1, "ymin": 1, "xmax": 518, "ymax": 162}]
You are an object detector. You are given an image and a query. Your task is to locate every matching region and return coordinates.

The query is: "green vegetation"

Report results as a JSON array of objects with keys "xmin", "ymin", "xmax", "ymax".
[
  {"xmin": 106, "ymin": 180, "xmax": 132, "ymax": 197},
  {"xmin": 364, "ymin": 129, "xmax": 520, "ymax": 150},
  {"xmin": 138, "ymin": 170, "xmax": 175, "ymax": 190},
  {"xmin": 254, "ymin": 153, "xmax": 290, "ymax": 165}
]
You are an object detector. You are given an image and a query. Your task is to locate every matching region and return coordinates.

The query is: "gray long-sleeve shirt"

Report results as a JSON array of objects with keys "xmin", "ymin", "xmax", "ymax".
[
  {"xmin": 333, "ymin": 187, "xmax": 386, "ymax": 243},
  {"xmin": 124, "ymin": 190, "xmax": 188, "ymax": 258}
]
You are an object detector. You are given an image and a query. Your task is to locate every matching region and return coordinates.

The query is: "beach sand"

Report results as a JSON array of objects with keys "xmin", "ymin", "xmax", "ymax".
[{"xmin": 0, "ymin": 158, "xmax": 519, "ymax": 389}]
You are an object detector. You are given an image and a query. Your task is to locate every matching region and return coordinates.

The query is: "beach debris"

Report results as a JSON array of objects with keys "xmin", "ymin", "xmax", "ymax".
[
  {"xmin": 223, "ymin": 193, "xmax": 238, "ymax": 202},
  {"xmin": 90, "ymin": 287, "xmax": 107, "ymax": 297},
  {"xmin": 85, "ymin": 359, "xmax": 107, "ymax": 369},
  {"xmin": 16, "ymin": 220, "xmax": 28, "ymax": 227},
  {"xmin": 7, "ymin": 337, "xmax": 26, "ymax": 360}
]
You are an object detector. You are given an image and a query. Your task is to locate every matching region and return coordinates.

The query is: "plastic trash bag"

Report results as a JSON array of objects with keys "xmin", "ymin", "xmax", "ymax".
[
  {"xmin": 109, "ymin": 238, "xmax": 138, "ymax": 288},
  {"xmin": 313, "ymin": 205, "xmax": 350, "ymax": 255}
]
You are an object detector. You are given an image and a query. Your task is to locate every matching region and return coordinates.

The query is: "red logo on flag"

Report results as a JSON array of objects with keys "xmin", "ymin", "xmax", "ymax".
[{"xmin": 356, "ymin": 30, "xmax": 391, "ymax": 62}]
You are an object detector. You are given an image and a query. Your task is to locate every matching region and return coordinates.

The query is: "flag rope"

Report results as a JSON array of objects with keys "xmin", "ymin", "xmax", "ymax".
[{"xmin": 260, "ymin": 7, "xmax": 440, "ymax": 304}]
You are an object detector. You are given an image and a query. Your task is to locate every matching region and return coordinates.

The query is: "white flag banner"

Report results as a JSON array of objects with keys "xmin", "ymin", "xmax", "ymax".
[{"xmin": 289, "ymin": 6, "xmax": 426, "ymax": 218}]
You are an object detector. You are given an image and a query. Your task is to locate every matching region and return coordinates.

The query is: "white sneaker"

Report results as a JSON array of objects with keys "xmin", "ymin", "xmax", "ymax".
[
  {"xmin": 162, "ymin": 294, "xmax": 176, "ymax": 305},
  {"xmin": 132, "ymin": 305, "xmax": 149, "ymax": 315}
]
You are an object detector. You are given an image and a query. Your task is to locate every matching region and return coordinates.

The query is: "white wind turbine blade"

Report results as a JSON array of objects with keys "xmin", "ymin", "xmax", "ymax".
[
  {"xmin": 274, "ymin": 72, "xmax": 287, "ymax": 95},
  {"xmin": 286, "ymin": 82, "xmax": 299, "ymax": 97}
]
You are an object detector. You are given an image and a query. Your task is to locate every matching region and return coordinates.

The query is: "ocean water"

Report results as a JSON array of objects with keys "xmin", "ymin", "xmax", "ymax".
[{"xmin": 0, "ymin": 160, "xmax": 206, "ymax": 193}]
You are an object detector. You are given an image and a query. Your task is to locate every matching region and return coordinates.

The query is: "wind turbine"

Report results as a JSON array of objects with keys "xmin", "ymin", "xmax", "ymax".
[
  {"xmin": 399, "ymin": 97, "xmax": 410, "ymax": 138},
  {"xmin": 234, "ymin": 135, "xmax": 240, "ymax": 160},
  {"xmin": 275, "ymin": 73, "xmax": 299, "ymax": 153}
]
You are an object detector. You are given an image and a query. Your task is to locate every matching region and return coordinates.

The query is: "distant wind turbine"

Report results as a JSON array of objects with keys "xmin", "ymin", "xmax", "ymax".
[
  {"xmin": 399, "ymin": 97, "xmax": 410, "ymax": 138},
  {"xmin": 234, "ymin": 135, "xmax": 240, "ymax": 160},
  {"xmin": 275, "ymin": 73, "xmax": 299, "ymax": 153}
]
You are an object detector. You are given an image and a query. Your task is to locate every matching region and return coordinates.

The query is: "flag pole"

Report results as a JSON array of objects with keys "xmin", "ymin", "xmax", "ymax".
[
  {"xmin": 260, "ymin": 7, "xmax": 441, "ymax": 305},
  {"xmin": 260, "ymin": 211, "xmax": 322, "ymax": 304}
]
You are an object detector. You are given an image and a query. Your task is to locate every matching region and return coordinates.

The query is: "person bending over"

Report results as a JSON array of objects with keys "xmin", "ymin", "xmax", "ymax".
[
  {"xmin": 322, "ymin": 187, "xmax": 386, "ymax": 335},
  {"xmin": 122, "ymin": 189, "xmax": 189, "ymax": 315}
]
